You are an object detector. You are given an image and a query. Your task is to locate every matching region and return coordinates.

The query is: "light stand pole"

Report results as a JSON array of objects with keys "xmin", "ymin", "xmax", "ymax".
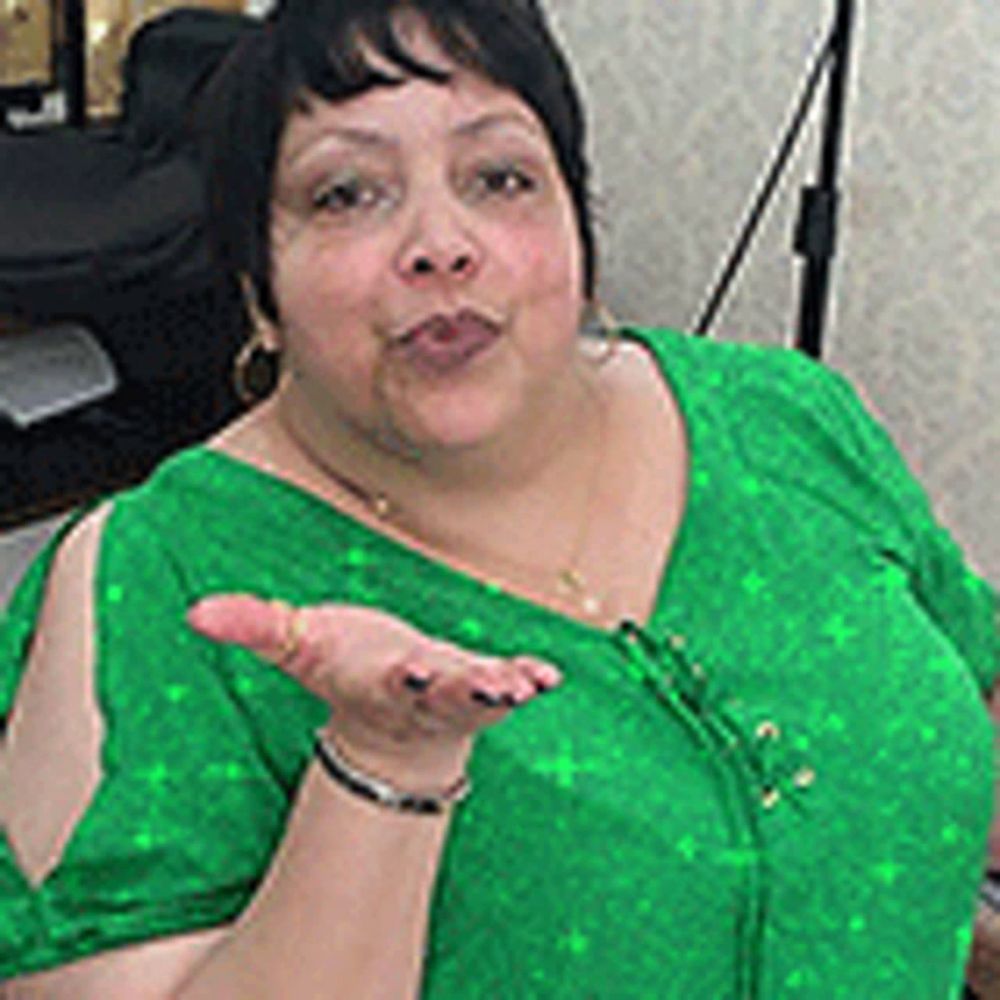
[{"xmin": 694, "ymin": 0, "xmax": 859, "ymax": 361}]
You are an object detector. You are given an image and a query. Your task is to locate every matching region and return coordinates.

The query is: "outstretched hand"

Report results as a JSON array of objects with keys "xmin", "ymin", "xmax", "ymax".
[{"xmin": 186, "ymin": 594, "xmax": 563, "ymax": 765}]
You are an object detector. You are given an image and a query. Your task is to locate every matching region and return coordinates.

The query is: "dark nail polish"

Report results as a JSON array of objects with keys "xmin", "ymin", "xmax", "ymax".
[
  {"xmin": 499, "ymin": 692, "xmax": 519, "ymax": 708},
  {"xmin": 533, "ymin": 680, "xmax": 551, "ymax": 695},
  {"xmin": 471, "ymin": 689, "xmax": 503, "ymax": 708},
  {"xmin": 404, "ymin": 673, "xmax": 432, "ymax": 692}
]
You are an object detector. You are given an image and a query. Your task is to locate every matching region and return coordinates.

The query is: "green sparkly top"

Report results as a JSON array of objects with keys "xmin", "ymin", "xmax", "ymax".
[{"xmin": 1, "ymin": 327, "xmax": 998, "ymax": 998}]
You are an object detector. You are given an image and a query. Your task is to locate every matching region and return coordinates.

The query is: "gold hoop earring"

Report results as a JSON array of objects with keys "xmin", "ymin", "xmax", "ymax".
[
  {"xmin": 233, "ymin": 273, "xmax": 282, "ymax": 405},
  {"xmin": 233, "ymin": 327, "xmax": 281, "ymax": 405},
  {"xmin": 581, "ymin": 297, "xmax": 624, "ymax": 367}
]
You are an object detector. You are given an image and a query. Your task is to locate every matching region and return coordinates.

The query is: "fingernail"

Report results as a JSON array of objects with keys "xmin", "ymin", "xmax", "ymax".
[
  {"xmin": 533, "ymin": 680, "xmax": 552, "ymax": 695},
  {"xmin": 471, "ymin": 689, "xmax": 504, "ymax": 708},
  {"xmin": 404, "ymin": 673, "xmax": 432, "ymax": 692}
]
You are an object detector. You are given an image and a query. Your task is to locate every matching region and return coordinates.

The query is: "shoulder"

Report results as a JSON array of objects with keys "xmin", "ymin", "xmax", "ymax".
[
  {"xmin": 16, "ymin": 499, "xmax": 116, "ymax": 676},
  {"xmin": 624, "ymin": 325, "xmax": 864, "ymax": 427},
  {"xmin": 702, "ymin": 333, "xmax": 846, "ymax": 398},
  {"xmin": 0, "ymin": 500, "xmax": 114, "ymax": 886},
  {"xmin": 49, "ymin": 501, "xmax": 116, "ymax": 590},
  {"xmin": 623, "ymin": 324, "xmax": 837, "ymax": 387}
]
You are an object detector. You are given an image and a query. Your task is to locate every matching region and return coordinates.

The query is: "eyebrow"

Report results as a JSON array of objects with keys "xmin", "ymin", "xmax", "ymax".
[
  {"xmin": 453, "ymin": 111, "xmax": 545, "ymax": 141},
  {"xmin": 286, "ymin": 111, "xmax": 545, "ymax": 165}
]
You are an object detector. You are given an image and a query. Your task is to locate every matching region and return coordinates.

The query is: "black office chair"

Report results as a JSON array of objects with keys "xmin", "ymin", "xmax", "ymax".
[
  {"xmin": 118, "ymin": 7, "xmax": 261, "ymax": 159},
  {"xmin": 0, "ymin": 8, "xmax": 262, "ymax": 526}
]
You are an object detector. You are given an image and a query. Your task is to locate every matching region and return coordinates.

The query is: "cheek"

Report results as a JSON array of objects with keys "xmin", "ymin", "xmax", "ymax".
[
  {"xmin": 269, "ymin": 225, "xmax": 389, "ymax": 397},
  {"xmin": 497, "ymin": 211, "xmax": 583, "ymax": 306},
  {"xmin": 272, "ymin": 219, "xmax": 384, "ymax": 329}
]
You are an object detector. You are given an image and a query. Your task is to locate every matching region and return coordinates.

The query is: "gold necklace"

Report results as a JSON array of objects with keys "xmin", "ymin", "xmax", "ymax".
[
  {"xmin": 553, "ymin": 376, "xmax": 609, "ymax": 617},
  {"xmin": 277, "ymin": 375, "xmax": 612, "ymax": 621}
]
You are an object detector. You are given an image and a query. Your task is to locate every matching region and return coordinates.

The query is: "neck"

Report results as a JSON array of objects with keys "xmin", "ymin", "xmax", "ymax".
[
  {"xmin": 243, "ymin": 344, "xmax": 622, "ymax": 618},
  {"xmin": 261, "ymin": 352, "xmax": 607, "ymax": 539}
]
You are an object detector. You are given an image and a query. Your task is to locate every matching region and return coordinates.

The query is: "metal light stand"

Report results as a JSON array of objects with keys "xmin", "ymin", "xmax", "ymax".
[{"xmin": 693, "ymin": 0, "xmax": 858, "ymax": 362}]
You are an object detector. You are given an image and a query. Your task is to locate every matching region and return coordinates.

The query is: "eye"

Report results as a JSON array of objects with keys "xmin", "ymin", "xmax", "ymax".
[
  {"xmin": 473, "ymin": 164, "xmax": 538, "ymax": 199},
  {"xmin": 311, "ymin": 175, "xmax": 386, "ymax": 214}
]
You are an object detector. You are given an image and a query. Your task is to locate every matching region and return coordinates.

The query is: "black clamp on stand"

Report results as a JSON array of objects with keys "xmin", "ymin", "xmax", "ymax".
[
  {"xmin": 792, "ymin": 184, "xmax": 841, "ymax": 358},
  {"xmin": 793, "ymin": 0, "xmax": 856, "ymax": 359},
  {"xmin": 793, "ymin": 186, "xmax": 840, "ymax": 274}
]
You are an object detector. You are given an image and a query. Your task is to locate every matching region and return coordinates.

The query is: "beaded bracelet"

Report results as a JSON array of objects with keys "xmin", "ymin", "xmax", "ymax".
[{"xmin": 313, "ymin": 730, "xmax": 472, "ymax": 816}]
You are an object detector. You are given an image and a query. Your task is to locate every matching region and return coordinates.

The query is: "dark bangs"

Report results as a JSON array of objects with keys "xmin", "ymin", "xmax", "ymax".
[{"xmin": 193, "ymin": 0, "xmax": 596, "ymax": 325}]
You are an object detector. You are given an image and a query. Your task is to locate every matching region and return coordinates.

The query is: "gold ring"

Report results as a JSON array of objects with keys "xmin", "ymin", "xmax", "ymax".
[{"xmin": 272, "ymin": 600, "xmax": 306, "ymax": 666}]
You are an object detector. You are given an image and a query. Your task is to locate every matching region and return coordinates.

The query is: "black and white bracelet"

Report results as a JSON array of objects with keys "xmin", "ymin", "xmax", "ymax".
[
  {"xmin": 980, "ymin": 871, "xmax": 1000, "ymax": 915},
  {"xmin": 313, "ymin": 730, "xmax": 472, "ymax": 816}
]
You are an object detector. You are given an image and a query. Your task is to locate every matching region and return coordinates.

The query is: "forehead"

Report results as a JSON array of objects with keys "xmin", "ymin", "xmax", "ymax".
[
  {"xmin": 279, "ymin": 79, "xmax": 545, "ymax": 166},
  {"xmin": 275, "ymin": 14, "xmax": 549, "ymax": 168}
]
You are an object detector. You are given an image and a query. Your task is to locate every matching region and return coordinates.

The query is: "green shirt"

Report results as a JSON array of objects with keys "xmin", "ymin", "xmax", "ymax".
[{"xmin": 1, "ymin": 327, "xmax": 998, "ymax": 997}]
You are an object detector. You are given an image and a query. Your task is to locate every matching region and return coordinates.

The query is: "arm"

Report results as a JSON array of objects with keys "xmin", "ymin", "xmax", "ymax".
[
  {"xmin": 1, "ymin": 506, "xmax": 461, "ymax": 1000},
  {"xmin": 4, "ymin": 754, "xmax": 458, "ymax": 1000},
  {"xmin": 1, "ymin": 507, "xmax": 230, "ymax": 998},
  {"xmin": 171, "ymin": 600, "xmax": 499, "ymax": 1000},
  {"xmin": 171, "ymin": 747, "xmax": 460, "ymax": 1000},
  {"xmin": 3, "ymin": 513, "xmax": 555, "ymax": 999}
]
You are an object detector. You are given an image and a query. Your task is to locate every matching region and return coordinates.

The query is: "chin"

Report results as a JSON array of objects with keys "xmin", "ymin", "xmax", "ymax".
[
  {"xmin": 408, "ymin": 418, "xmax": 508, "ymax": 454},
  {"xmin": 395, "ymin": 391, "xmax": 520, "ymax": 453}
]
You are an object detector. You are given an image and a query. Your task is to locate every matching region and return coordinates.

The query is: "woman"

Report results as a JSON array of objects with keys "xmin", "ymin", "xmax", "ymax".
[{"xmin": 1, "ymin": 0, "xmax": 998, "ymax": 996}]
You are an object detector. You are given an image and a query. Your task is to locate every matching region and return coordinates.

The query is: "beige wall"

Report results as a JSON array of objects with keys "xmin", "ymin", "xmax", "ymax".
[
  {"xmin": 546, "ymin": 1, "xmax": 999, "ymax": 583},
  {"xmin": 0, "ymin": 0, "xmax": 50, "ymax": 85}
]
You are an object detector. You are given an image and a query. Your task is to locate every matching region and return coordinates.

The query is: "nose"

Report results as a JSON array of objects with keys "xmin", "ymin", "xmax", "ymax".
[{"xmin": 395, "ymin": 208, "xmax": 482, "ymax": 286}]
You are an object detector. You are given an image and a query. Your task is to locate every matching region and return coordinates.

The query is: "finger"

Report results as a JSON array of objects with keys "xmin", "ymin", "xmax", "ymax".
[
  {"xmin": 186, "ymin": 594, "xmax": 299, "ymax": 662},
  {"xmin": 478, "ymin": 656, "xmax": 562, "ymax": 703},
  {"xmin": 513, "ymin": 657, "xmax": 564, "ymax": 693},
  {"xmin": 417, "ymin": 657, "xmax": 541, "ymax": 721},
  {"xmin": 387, "ymin": 654, "xmax": 492, "ymax": 730},
  {"xmin": 379, "ymin": 646, "xmax": 438, "ymax": 698},
  {"xmin": 417, "ymin": 670, "xmax": 515, "ymax": 731}
]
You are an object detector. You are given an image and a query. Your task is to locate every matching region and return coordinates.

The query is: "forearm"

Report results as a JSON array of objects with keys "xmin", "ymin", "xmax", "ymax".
[{"xmin": 171, "ymin": 746, "xmax": 460, "ymax": 1000}]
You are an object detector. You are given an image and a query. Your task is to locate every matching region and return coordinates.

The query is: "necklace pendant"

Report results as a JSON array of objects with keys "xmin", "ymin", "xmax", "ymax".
[
  {"xmin": 559, "ymin": 569, "xmax": 603, "ymax": 619},
  {"xmin": 371, "ymin": 494, "xmax": 393, "ymax": 520},
  {"xmin": 559, "ymin": 568, "xmax": 586, "ymax": 594}
]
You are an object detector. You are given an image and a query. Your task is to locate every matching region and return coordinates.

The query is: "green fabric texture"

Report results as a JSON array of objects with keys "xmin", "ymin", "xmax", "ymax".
[{"xmin": 1, "ymin": 326, "xmax": 997, "ymax": 997}]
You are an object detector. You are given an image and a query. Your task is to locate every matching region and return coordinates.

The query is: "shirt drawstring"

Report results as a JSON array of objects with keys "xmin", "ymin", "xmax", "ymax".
[{"xmin": 614, "ymin": 619, "xmax": 770, "ymax": 1000}]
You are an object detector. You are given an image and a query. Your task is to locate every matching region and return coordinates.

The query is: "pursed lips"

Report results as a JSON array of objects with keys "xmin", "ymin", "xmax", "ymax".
[{"xmin": 392, "ymin": 309, "xmax": 503, "ymax": 346}]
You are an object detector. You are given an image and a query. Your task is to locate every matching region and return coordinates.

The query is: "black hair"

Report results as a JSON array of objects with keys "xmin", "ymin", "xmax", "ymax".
[{"xmin": 193, "ymin": 0, "xmax": 598, "ymax": 327}]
